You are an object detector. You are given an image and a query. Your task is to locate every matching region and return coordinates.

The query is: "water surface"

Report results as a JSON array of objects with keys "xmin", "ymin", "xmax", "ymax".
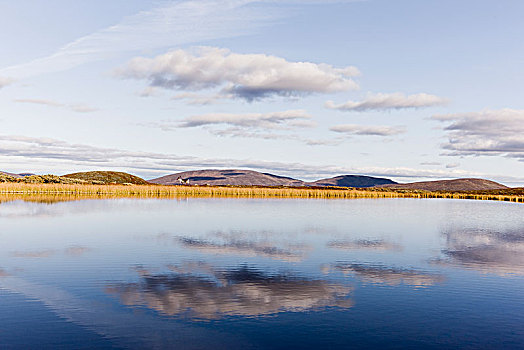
[{"xmin": 0, "ymin": 197, "xmax": 523, "ymax": 349}]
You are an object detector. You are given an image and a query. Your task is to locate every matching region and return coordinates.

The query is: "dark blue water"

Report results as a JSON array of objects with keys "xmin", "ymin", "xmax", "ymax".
[{"xmin": 0, "ymin": 197, "xmax": 523, "ymax": 349}]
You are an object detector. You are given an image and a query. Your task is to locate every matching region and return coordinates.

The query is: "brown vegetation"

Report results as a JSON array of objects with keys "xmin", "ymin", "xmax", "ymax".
[
  {"xmin": 0, "ymin": 183, "xmax": 522, "ymax": 203},
  {"xmin": 63, "ymin": 171, "xmax": 150, "ymax": 185}
]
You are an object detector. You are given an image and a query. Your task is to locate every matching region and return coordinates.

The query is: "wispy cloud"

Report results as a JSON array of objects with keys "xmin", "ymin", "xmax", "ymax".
[
  {"xmin": 327, "ymin": 239, "xmax": 401, "ymax": 251},
  {"xmin": 326, "ymin": 92, "xmax": 447, "ymax": 112},
  {"xmin": 1, "ymin": 134, "xmax": 520, "ymax": 182},
  {"xmin": 0, "ymin": 0, "xmax": 356, "ymax": 80},
  {"xmin": 14, "ymin": 98, "xmax": 98, "ymax": 113},
  {"xmin": 117, "ymin": 47, "xmax": 359, "ymax": 101},
  {"xmin": 143, "ymin": 110, "xmax": 327, "ymax": 145},
  {"xmin": 432, "ymin": 109, "xmax": 524, "ymax": 161},
  {"xmin": 178, "ymin": 110, "xmax": 313, "ymax": 128},
  {"xmin": 171, "ymin": 92, "xmax": 225, "ymax": 105},
  {"xmin": 0, "ymin": 77, "xmax": 14, "ymax": 89},
  {"xmin": 0, "ymin": 0, "xmax": 275, "ymax": 79},
  {"xmin": 70, "ymin": 104, "xmax": 99, "ymax": 113},
  {"xmin": 138, "ymin": 86, "xmax": 159, "ymax": 98},
  {"xmin": 330, "ymin": 124, "xmax": 405, "ymax": 136},
  {"xmin": 14, "ymin": 99, "xmax": 63, "ymax": 107},
  {"xmin": 420, "ymin": 162, "xmax": 442, "ymax": 166},
  {"xmin": 11, "ymin": 250, "xmax": 56, "ymax": 258},
  {"xmin": 177, "ymin": 236, "xmax": 307, "ymax": 262}
]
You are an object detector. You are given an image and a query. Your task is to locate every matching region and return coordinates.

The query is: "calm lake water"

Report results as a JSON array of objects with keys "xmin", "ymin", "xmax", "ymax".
[{"xmin": 0, "ymin": 197, "xmax": 523, "ymax": 349}]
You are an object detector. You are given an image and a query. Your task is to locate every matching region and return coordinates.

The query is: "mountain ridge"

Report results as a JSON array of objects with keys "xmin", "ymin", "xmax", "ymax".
[
  {"xmin": 310, "ymin": 175, "xmax": 397, "ymax": 188},
  {"xmin": 379, "ymin": 178, "xmax": 508, "ymax": 191},
  {"xmin": 2, "ymin": 169, "xmax": 510, "ymax": 191}
]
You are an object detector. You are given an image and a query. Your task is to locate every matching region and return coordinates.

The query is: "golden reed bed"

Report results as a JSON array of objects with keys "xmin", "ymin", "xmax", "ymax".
[{"xmin": 0, "ymin": 183, "xmax": 522, "ymax": 203}]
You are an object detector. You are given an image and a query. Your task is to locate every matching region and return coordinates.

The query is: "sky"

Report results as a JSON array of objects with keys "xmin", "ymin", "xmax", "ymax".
[{"xmin": 1, "ymin": 0, "xmax": 523, "ymax": 185}]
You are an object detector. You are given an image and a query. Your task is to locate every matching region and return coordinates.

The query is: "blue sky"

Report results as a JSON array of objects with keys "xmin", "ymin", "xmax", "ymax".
[{"xmin": 1, "ymin": 0, "xmax": 523, "ymax": 184}]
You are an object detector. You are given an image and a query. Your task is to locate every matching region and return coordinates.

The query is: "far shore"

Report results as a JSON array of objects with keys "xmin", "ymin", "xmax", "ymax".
[{"xmin": 0, "ymin": 183, "xmax": 522, "ymax": 203}]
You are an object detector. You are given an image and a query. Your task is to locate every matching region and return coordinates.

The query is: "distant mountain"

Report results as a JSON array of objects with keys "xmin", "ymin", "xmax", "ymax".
[
  {"xmin": 149, "ymin": 169, "xmax": 398, "ymax": 188},
  {"xmin": 149, "ymin": 169, "xmax": 305, "ymax": 186},
  {"xmin": 63, "ymin": 171, "xmax": 149, "ymax": 185},
  {"xmin": 309, "ymin": 175, "xmax": 397, "ymax": 188},
  {"xmin": 380, "ymin": 178, "xmax": 508, "ymax": 191}
]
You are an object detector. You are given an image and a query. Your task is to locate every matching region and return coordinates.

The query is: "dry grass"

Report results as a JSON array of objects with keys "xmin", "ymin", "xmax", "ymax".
[{"xmin": 0, "ymin": 183, "xmax": 522, "ymax": 203}]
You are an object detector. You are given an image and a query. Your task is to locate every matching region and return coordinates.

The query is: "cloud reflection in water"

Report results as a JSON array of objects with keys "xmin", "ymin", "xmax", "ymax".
[
  {"xmin": 177, "ymin": 235, "xmax": 308, "ymax": 262},
  {"xmin": 326, "ymin": 263, "xmax": 444, "ymax": 287},
  {"xmin": 107, "ymin": 264, "xmax": 352, "ymax": 319},
  {"xmin": 438, "ymin": 227, "xmax": 524, "ymax": 275},
  {"xmin": 327, "ymin": 239, "xmax": 401, "ymax": 251},
  {"xmin": 11, "ymin": 250, "xmax": 56, "ymax": 258}
]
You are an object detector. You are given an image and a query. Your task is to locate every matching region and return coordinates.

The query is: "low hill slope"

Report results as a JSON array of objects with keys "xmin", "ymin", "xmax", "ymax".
[
  {"xmin": 1, "ymin": 174, "xmax": 88, "ymax": 184},
  {"xmin": 0, "ymin": 171, "xmax": 21, "ymax": 178},
  {"xmin": 308, "ymin": 175, "xmax": 397, "ymax": 188},
  {"xmin": 380, "ymin": 178, "xmax": 508, "ymax": 191},
  {"xmin": 63, "ymin": 171, "xmax": 149, "ymax": 185},
  {"xmin": 149, "ymin": 169, "xmax": 305, "ymax": 186}
]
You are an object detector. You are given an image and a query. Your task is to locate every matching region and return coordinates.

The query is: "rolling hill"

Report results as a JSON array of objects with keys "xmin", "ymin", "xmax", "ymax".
[
  {"xmin": 309, "ymin": 175, "xmax": 397, "ymax": 188},
  {"xmin": 3, "ymin": 168, "xmax": 510, "ymax": 192},
  {"xmin": 63, "ymin": 171, "xmax": 150, "ymax": 185},
  {"xmin": 380, "ymin": 178, "xmax": 508, "ymax": 192},
  {"xmin": 0, "ymin": 171, "xmax": 21, "ymax": 178},
  {"xmin": 149, "ymin": 169, "xmax": 305, "ymax": 186},
  {"xmin": 149, "ymin": 169, "xmax": 397, "ymax": 188}
]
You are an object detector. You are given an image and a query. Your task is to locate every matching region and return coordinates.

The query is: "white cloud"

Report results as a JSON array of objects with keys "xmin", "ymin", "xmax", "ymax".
[
  {"xmin": 14, "ymin": 98, "xmax": 98, "ymax": 113},
  {"xmin": 432, "ymin": 108, "xmax": 524, "ymax": 161},
  {"xmin": 330, "ymin": 124, "xmax": 405, "ymax": 136},
  {"xmin": 117, "ymin": 47, "xmax": 360, "ymax": 100},
  {"xmin": 445, "ymin": 163, "xmax": 460, "ymax": 169},
  {"xmin": 326, "ymin": 92, "xmax": 447, "ymax": 112}
]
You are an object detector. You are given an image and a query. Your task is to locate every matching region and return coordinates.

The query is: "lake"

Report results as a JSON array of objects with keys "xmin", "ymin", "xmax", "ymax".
[{"xmin": 0, "ymin": 197, "xmax": 523, "ymax": 349}]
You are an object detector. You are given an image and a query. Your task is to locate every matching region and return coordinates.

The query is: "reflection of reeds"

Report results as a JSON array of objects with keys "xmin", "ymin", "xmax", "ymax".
[{"xmin": 0, "ymin": 183, "xmax": 522, "ymax": 203}]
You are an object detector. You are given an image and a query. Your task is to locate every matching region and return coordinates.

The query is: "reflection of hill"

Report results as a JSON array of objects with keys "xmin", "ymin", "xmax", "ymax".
[
  {"xmin": 438, "ymin": 227, "xmax": 524, "ymax": 275},
  {"xmin": 107, "ymin": 265, "xmax": 352, "ymax": 319},
  {"xmin": 326, "ymin": 263, "xmax": 443, "ymax": 287}
]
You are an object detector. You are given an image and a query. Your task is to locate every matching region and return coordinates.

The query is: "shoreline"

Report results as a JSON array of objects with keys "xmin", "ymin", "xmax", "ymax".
[{"xmin": 0, "ymin": 183, "xmax": 522, "ymax": 203}]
